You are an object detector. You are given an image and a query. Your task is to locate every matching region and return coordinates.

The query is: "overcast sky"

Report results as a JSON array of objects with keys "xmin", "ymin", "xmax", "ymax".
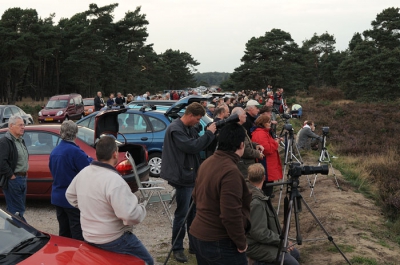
[{"xmin": 0, "ymin": 1, "xmax": 398, "ymax": 73}]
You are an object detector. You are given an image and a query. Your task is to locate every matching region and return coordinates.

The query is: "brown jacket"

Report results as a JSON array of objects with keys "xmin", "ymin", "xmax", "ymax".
[{"xmin": 190, "ymin": 150, "xmax": 251, "ymax": 250}]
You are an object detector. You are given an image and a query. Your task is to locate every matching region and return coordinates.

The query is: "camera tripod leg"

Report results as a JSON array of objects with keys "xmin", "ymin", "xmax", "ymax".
[{"xmin": 300, "ymin": 196, "xmax": 352, "ymax": 265}]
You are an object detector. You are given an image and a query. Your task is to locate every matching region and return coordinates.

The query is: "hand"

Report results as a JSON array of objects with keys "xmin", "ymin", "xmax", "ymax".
[
  {"xmin": 256, "ymin": 145, "xmax": 264, "ymax": 153},
  {"xmin": 10, "ymin": 175, "xmax": 16, "ymax": 180},
  {"xmin": 258, "ymin": 151, "xmax": 264, "ymax": 159},
  {"xmin": 287, "ymin": 241, "xmax": 295, "ymax": 252},
  {"xmin": 207, "ymin": 122, "xmax": 217, "ymax": 134},
  {"xmin": 271, "ymin": 120, "xmax": 278, "ymax": 125},
  {"xmin": 237, "ymin": 244, "xmax": 248, "ymax": 253}
]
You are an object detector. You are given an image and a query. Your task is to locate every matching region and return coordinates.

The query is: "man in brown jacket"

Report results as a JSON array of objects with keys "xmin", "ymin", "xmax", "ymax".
[{"xmin": 190, "ymin": 123, "xmax": 251, "ymax": 265}]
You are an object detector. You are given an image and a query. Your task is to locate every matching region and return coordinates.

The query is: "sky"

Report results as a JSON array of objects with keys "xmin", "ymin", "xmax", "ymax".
[{"xmin": 0, "ymin": 1, "xmax": 398, "ymax": 73}]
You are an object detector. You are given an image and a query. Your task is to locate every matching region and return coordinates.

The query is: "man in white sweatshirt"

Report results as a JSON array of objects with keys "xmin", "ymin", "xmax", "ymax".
[{"xmin": 66, "ymin": 135, "xmax": 153, "ymax": 265}]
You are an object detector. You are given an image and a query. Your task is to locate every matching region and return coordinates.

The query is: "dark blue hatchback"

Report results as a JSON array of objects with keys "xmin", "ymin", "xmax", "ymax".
[{"xmin": 77, "ymin": 96, "xmax": 213, "ymax": 177}]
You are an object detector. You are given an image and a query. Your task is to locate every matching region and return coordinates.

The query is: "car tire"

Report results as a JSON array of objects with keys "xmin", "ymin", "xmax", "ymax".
[{"xmin": 148, "ymin": 152, "xmax": 162, "ymax": 178}]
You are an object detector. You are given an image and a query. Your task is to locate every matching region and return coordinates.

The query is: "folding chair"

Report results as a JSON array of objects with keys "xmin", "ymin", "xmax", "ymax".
[{"xmin": 125, "ymin": 152, "xmax": 173, "ymax": 225}]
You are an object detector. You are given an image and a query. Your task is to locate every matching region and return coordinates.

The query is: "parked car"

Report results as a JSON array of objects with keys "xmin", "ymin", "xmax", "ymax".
[
  {"xmin": 127, "ymin": 100, "xmax": 177, "ymax": 108},
  {"xmin": 0, "ymin": 105, "xmax": 34, "ymax": 129},
  {"xmin": 77, "ymin": 96, "xmax": 213, "ymax": 177},
  {"xmin": 0, "ymin": 109, "xmax": 150, "ymax": 199},
  {"xmin": 38, "ymin": 94, "xmax": 84, "ymax": 123},
  {"xmin": 0, "ymin": 209, "xmax": 144, "ymax": 264},
  {"xmin": 83, "ymin": 97, "xmax": 95, "ymax": 116}
]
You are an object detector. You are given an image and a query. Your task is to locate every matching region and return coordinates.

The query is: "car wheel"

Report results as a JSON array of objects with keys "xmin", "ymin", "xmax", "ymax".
[{"xmin": 148, "ymin": 153, "xmax": 162, "ymax": 178}]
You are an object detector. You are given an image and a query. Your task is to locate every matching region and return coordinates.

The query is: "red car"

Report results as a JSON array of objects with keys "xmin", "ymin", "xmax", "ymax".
[
  {"xmin": 83, "ymin": 97, "xmax": 95, "ymax": 116},
  {"xmin": 0, "ymin": 209, "xmax": 144, "ymax": 264},
  {"xmin": 0, "ymin": 109, "xmax": 149, "ymax": 199}
]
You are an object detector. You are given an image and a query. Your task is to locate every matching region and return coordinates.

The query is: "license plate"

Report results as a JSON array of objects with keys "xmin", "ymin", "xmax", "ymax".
[{"xmin": 45, "ymin": 118, "xmax": 53, "ymax": 121}]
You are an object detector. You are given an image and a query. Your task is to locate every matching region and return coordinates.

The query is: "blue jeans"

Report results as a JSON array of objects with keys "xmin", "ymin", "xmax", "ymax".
[
  {"xmin": 3, "ymin": 175, "xmax": 27, "ymax": 222},
  {"xmin": 172, "ymin": 186, "xmax": 195, "ymax": 252},
  {"xmin": 89, "ymin": 231, "xmax": 153, "ymax": 265},
  {"xmin": 55, "ymin": 206, "xmax": 84, "ymax": 241},
  {"xmin": 191, "ymin": 236, "xmax": 248, "ymax": 265}
]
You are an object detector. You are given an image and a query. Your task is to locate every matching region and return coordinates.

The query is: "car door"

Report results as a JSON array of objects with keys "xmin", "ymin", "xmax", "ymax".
[{"xmin": 24, "ymin": 131, "xmax": 61, "ymax": 197}]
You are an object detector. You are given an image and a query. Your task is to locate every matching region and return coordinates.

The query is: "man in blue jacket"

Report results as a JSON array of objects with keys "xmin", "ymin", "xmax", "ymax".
[{"xmin": 49, "ymin": 120, "xmax": 93, "ymax": 240}]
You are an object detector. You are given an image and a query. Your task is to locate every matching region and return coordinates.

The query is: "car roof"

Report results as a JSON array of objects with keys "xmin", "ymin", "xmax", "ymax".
[{"xmin": 0, "ymin": 124, "xmax": 62, "ymax": 133}]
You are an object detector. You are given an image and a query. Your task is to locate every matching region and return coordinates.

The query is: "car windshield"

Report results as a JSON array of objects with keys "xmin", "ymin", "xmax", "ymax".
[
  {"xmin": 45, "ymin": 100, "xmax": 68, "ymax": 109},
  {"xmin": 83, "ymin": 99, "xmax": 94, "ymax": 106},
  {"xmin": 0, "ymin": 210, "xmax": 38, "ymax": 255}
]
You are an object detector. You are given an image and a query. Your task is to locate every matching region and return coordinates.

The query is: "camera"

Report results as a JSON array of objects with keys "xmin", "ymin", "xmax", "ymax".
[
  {"xmin": 281, "ymin": 113, "xmax": 292, "ymax": 119},
  {"xmin": 208, "ymin": 113, "xmax": 240, "ymax": 129},
  {"xmin": 322, "ymin": 127, "xmax": 329, "ymax": 135},
  {"xmin": 284, "ymin": 123, "xmax": 293, "ymax": 131},
  {"xmin": 288, "ymin": 163, "xmax": 329, "ymax": 178}
]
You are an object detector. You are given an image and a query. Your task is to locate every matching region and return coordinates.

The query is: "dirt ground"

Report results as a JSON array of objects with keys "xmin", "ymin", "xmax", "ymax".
[{"xmin": 1, "ymin": 164, "xmax": 400, "ymax": 265}]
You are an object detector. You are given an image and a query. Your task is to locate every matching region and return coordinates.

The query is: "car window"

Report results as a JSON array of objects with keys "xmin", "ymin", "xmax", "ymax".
[
  {"xmin": 120, "ymin": 113, "xmax": 149, "ymax": 133},
  {"xmin": 4, "ymin": 107, "xmax": 12, "ymax": 116},
  {"xmin": 77, "ymin": 126, "xmax": 95, "ymax": 146},
  {"xmin": 148, "ymin": 116, "xmax": 166, "ymax": 132},
  {"xmin": 10, "ymin": 106, "xmax": 22, "ymax": 116},
  {"xmin": 78, "ymin": 116, "xmax": 95, "ymax": 130},
  {"xmin": 26, "ymin": 132, "xmax": 60, "ymax": 154}
]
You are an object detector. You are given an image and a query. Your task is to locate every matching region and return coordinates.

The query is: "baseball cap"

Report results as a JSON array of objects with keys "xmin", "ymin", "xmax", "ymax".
[
  {"xmin": 246, "ymin": 99, "xmax": 259, "ymax": 106},
  {"xmin": 207, "ymin": 104, "xmax": 215, "ymax": 108}
]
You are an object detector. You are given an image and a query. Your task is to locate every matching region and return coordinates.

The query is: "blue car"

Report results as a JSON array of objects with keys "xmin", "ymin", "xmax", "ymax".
[{"xmin": 77, "ymin": 96, "xmax": 213, "ymax": 177}]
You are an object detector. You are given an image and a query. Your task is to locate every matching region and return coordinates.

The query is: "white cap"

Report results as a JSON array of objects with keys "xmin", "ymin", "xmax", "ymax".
[{"xmin": 246, "ymin": 99, "xmax": 259, "ymax": 106}]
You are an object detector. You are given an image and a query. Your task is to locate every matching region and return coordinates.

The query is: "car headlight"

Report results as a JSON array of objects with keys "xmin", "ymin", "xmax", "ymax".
[
  {"xmin": 56, "ymin": 111, "xmax": 64, "ymax": 116},
  {"xmin": 38, "ymin": 111, "xmax": 42, "ymax": 116}
]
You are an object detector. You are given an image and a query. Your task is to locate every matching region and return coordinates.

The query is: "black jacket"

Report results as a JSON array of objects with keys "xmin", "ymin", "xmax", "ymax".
[
  {"xmin": 0, "ymin": 132, "xmax": 27, "ymax": 189},
  {"xmin": 94, "ymin": 96, "xmax": 104, "ymax": 111}
]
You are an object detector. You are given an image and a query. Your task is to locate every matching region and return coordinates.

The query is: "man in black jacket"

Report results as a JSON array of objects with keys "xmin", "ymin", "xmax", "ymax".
[
  {"xmin": 94, "ymin": 91, "xmax": 105, "ymax": 111},
  {"xmin": 160, "ymin": 102, "xmax": 216, "ymax": 263},
  {"xmin": 0, "ymin": 115, "xmax": 29, "ymax": 221}
]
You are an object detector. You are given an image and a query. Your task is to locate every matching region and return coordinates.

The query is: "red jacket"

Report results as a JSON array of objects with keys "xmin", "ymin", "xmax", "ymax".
[{"xmin": 251, "ymin": 127, "xmax": 283, "ymax": 181}]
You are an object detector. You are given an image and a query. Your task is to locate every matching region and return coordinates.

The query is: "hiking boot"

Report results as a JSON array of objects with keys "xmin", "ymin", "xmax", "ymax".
[{"xmin": 173, "ymin": 250, "xmax": 188, "ymax": 263}]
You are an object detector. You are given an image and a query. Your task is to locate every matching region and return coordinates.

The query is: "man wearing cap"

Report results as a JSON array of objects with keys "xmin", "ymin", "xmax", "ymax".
[
  {"xmin": 206, "ymin": 104, "xmax": 215, "ymax": 118},
  {"xmin": 243, "ymin": 99, "xmax": 260, "ymax": 136}
]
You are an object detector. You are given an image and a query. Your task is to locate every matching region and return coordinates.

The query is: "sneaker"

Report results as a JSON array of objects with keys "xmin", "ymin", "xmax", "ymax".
[{"xmin": 173, "ymin": 250, "xmax": 188, "ymax": 263}]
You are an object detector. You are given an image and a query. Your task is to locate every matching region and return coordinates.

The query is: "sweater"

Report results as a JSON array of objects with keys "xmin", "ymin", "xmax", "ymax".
[
  {"xmin": 66, "ymin": 161, "xmax": 146, "ymax": 244},
  {"xmin": 190, "ymin": 150, "xmax": 251, "ymax": 250},
  {"xmin": 49, "ymin": 140, "xmax": 93, "ymax": 208}
]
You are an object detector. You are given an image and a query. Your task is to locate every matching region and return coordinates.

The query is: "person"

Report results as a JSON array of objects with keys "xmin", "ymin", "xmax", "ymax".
[
  {"xmin": 115, "ymin": 92, "xmax": 126, "ymax": 106},
  {"xmin": 190, "ymin": 122, "xmax": 252, "ymax": 265},
  {"xmin": 206, "ymin": 104, "xmax": 215, "ymax": 118},
  {"xmin": 273, "ymin": 89, "xmax": 283, "ymax": 113},
  {"xmin": 49, "ymin": 120, "xmax": 93, "ymax": 241},
  {"xmin": 65, "ymin": 136, "xmax": 153, "ymax": 265},
  {"xmin": 246, "ymin": 163, "xmax": 300, "ymax": 265},
  {"xmin": 243, "ymin": 99, "xmax": 260, "ymax": 136},
  {"xmin": 126, "ymin": 93, "xmax": 134, "ymax": 104},
  {"xmin": 106, "ymin": 93, "xmax": 115, "ymax": 107},
  {"xmin": 0, "ymin": 115, "xmax": 29, "ymax": 222},
  {"xmin": 94, "ymin": 91, "xmax": 105, "ymax": 111},
  {"xmin": 251, "ymin": 115, "xmax": 283, "ymax": 197},
  {"xmin": 213, "ymin": 104, "xmax": 229, "ymax": 122},
  {"xmin": 160, "ymin": 102, "xmax": 216, "ymax": 263},
  {"xmin": 231, "ymin": 107, "xmax": 264, "ymax": 179},
  {"xmin": 297, "ymin": 121, "xmax": 321, "ymax": 150}
]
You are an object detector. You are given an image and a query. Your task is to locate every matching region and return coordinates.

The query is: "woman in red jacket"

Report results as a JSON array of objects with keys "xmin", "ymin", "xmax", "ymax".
[{"xmin": 251, "ymin": 115, "xmax": 283, "ymax": 197}]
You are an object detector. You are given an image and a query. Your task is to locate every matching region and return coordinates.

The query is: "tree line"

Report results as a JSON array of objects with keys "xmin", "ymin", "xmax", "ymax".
[
  {"xmin": 222, "ymin": 7, "xmax": 400, "ymax": 101},
  {"xmin": 1, "ymin": 4, "xmax": 399, "ymax": 103},
  {"xmin": 0, "ymin": 3, "xmax": 199, "ymax": 103}
]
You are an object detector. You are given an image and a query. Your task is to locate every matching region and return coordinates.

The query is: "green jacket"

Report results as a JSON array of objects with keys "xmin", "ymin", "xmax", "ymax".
[{"xmin": 246, "ymin": 182, "xmax": 282, "ymax": 262}]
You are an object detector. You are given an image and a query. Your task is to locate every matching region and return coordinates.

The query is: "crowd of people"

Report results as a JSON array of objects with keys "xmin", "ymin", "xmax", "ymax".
[{"xmin": 0, "ymin": 85, "xmax": 325, "ymax": 265}]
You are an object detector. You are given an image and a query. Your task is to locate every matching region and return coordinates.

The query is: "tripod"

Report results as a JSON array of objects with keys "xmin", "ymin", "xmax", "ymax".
[
  {"xmin": 276, "ymin": 123, "xmax": 304, "ymax": 214},
  {"xmin": 310, "ymin": 133, "xmax": 340, "ymax": 197},
  {"xmin": 266, "ymin": 164, "xmax": 352, "ymax": 265}
]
